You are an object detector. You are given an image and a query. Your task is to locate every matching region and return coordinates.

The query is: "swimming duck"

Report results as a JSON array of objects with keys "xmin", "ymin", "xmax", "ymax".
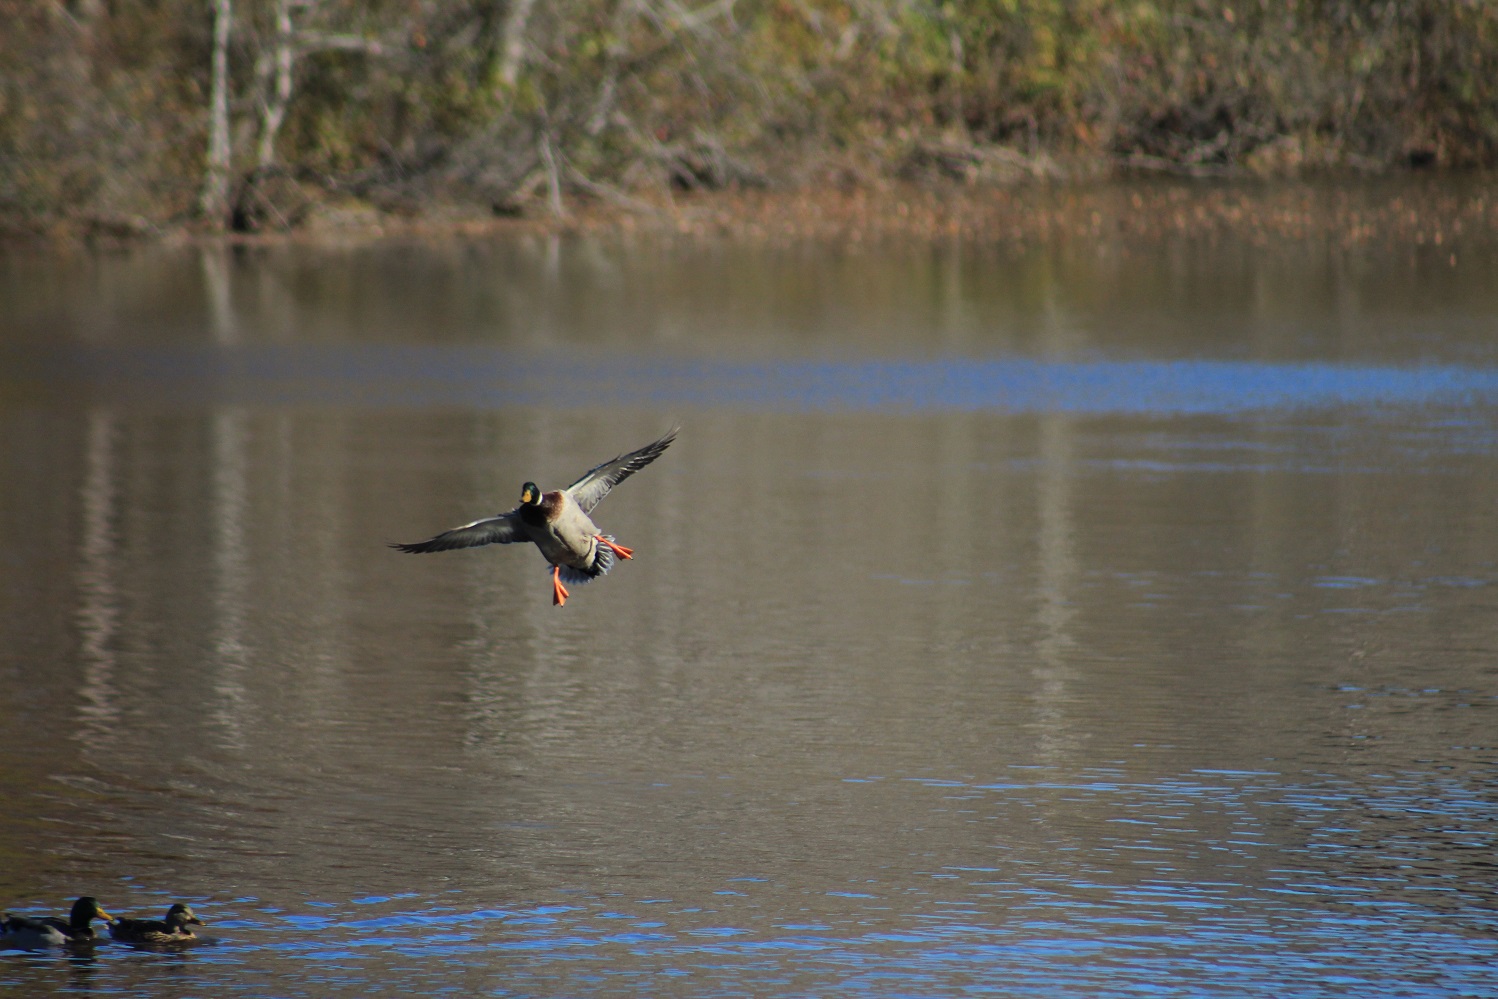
[
  {"xmin": 108, "ymin": 902, "xmax": 204, "ymax": 944},
  {"xmin": 0, "ymin": 897, "xmax": 113, "ymax": 948},
  {"xmin": 392, "ymin": 428, "xmax": 676, "ymax": 606}
]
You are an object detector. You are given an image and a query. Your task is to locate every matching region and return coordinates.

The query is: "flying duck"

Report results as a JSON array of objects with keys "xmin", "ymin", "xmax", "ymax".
[
  {"xmin": 108, "ymin": 902, "xmax": 205, "ymax": 944},
  {"xmin": 391, "ymin": 428, "xmax": 676, "ymax": 606},
  {"xmin": 0, "ymin": 897, "xmax": 114, "ymax": 948}
]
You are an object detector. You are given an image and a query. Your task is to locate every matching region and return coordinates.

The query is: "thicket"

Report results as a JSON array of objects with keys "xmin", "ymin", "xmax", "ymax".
[{"xmin": 2, "ymin": 0, "xmax": 1494, "ymax": 234}]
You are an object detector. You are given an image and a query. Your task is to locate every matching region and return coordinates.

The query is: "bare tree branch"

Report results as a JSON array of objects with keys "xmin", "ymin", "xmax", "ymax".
[
  {"xmin": 538, "ymin": 129, "xmax": 564, "ymax": 217},
  {"xmin": 297, "ymin": 32, "xmax": 389, "ymax": 57}
]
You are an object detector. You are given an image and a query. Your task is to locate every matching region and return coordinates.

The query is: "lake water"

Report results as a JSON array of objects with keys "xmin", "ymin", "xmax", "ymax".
[{"xmin": 3, "ymin": 190, "xmax": 1498, "ymax": 996}]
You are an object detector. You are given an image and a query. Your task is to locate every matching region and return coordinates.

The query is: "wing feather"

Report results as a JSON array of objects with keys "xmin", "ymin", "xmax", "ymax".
[
  {"xmin": 564, "ymin": 427, "xmax": 677, "ymax": 514},
  {"xmin": 389, "ymin": 512, "xmax": 524, "ymax": 553}
]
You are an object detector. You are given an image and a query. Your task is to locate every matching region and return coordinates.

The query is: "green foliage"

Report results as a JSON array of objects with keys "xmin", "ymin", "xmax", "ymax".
[{"xmin": 3, "ymin": 0, "xmax": 1497, "ymax": 232}]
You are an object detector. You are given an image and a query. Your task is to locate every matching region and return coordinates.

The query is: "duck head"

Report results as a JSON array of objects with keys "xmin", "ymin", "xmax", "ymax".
[
  {"xmin": 165, "ymin": 903, "xmax": 204, "ymax": 930},
  {"xmin": 73, "ymin": 897, "xmax": 114, "ymax": 928},
  {"xmin": 520, "ymin": 482, "xmax": 542, "ymax": 506}
]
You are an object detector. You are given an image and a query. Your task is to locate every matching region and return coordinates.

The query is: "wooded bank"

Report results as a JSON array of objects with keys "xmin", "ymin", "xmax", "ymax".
[{"xmin": 3, "ymin": 1, "xmax": 1495, "ymax": 237}]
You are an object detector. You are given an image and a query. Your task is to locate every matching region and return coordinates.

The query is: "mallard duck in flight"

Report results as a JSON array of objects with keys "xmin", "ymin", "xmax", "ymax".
[
  {"xmin": 391, "ymin": 428, "xmax": 676, "ymax": 606},
  {"xmin": 0, "ymin": 897, "xmax": 113, "ymax": 948},
  {"xmin": 108, "ymin": 902, "xmax": 204, "ymax": 944}
]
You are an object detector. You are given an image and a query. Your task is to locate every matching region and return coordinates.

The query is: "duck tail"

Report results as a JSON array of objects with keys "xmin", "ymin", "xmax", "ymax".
[{"xmin": 556, "ymin": 537, "xmax": 617, "ymax": 586}]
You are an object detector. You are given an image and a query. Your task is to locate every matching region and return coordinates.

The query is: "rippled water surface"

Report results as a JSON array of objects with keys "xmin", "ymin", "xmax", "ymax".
[{"xmin": 3, "ymin": 207, "xmax": 1498, "ymax": 996}]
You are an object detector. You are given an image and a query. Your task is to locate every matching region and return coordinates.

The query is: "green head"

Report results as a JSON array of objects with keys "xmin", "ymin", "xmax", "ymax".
[
  {"xmin": 520, "ymin": 482, "xmax": 541, "ymax": 505},
  {"xmin": 74, "ymin": 897, "xmax": 114, "ymax": 925}
]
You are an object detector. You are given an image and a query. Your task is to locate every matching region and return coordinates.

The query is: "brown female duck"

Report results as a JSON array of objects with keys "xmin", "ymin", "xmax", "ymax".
[{"xmin": 108, "ymin": 902, "xmax": 204, "ymax": 944}]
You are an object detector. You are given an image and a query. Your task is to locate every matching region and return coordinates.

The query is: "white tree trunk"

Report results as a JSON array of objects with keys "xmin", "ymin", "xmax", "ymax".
[
  {"xmin": 201, "ymin": 0, "xmax": 234, "ymax": 226},
  {"xmin": 257, "ymin": 0, "xmax": 295, "ymax": 169},
  {"xmin": 498, "ymin": 0, "xmax": 537, "ymax": 87}
]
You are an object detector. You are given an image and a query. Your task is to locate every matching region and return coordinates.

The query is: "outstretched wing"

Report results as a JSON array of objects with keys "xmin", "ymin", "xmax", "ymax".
[
  {"xmin": 564, "ymin": 427, "xmax": 677, "ymax": 514},
  {"xmin": 389, "ymin": 512, "xmax": 524, "ymax": 553}
]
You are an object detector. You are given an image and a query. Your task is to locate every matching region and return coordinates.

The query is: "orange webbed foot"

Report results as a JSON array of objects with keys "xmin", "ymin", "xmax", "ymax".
[
  {"xmin": 596, "ymin": 536, "xmax": 634, "ymax": 560},
  {"xmin": 551, "ymin": 565, "xmax": 570, "ymax": 607}
]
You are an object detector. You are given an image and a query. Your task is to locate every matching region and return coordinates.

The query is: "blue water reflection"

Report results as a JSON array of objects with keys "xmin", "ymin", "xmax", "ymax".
[
  {"xmin": 5, "ymin": 764, "xmax": 1493, "ymax": 996},
  {"xmin": 17, "ymin": 345, "xmax": 1498, "ymax": 414}
]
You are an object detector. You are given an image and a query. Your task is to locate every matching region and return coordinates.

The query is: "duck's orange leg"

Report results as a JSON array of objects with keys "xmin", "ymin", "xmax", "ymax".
[
  {"xmin": 551, "ymin": 565, "xmax": 570, "ymax": 607},
  {"xmin": 595, "ymin": 536, "xmax": 634, "ymax": 559}
]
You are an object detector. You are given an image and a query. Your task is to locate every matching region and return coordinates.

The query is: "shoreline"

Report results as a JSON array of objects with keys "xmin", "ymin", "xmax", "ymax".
[{"xmin": 9, "ymin": 175, "xmax": 1496, "ymax": 253}]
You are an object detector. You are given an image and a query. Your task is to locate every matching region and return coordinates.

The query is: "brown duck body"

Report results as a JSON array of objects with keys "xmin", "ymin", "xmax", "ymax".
[{"xmin": 108, "ymin": 903, "xmax": 203, "ymax": 944}]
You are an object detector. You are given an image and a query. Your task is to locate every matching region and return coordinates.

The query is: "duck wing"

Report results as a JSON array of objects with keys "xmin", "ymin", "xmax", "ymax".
[
  {"xmin": 390, "ymin": 512, "xmax": 525, "ymax": 553},
  {"xmin": 111, "ymin": 916, "xmax": 180, "ymax": 939},
  {"xmin": 5, "ymin": 914, "xmax": 57, "ymax": 933},
  {"xmin": 564, "ymin": 428, "xmax": 677, "ymax": 515},
  {"xmin": 108, "ymin": 917, "xmax": 152, "ymax": 938},
  {"xmin": 1, "ymin": 913, "xmax": 66, "ymax": 946}
]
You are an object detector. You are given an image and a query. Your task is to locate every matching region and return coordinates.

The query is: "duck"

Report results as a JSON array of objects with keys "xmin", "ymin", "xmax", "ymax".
[
  {"xmin": 392, "ymin": 428, "xmax": 676, "ymax": 606},
  {"xmin": 0, "ymin": 896, "xmax": 114, "ymax": 948},
  {"xmin": 108, "ymin": 902, "xmax": 204, "ymax": 944}
]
